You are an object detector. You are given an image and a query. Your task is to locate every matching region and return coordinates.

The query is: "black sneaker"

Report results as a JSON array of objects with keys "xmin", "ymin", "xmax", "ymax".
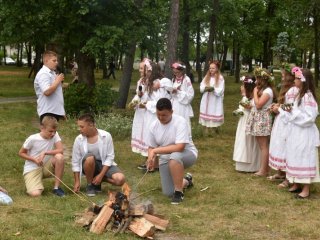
[
  {"xmin": 171, "ymin": 191, "xmax": 184, "ymax": 205},
  {"xmin": 92, "ymin": 184, "xmax": 102, "ymax": 193},
  {"xmin": 137, "ymin": 164, "xmax": 147, "ymax": 170},
  {"xmin": 53, "ymin": 187, "xmax": 65, "ymax": 197},
  {"xmin": 86, "ymin": 184, "xmax": 96, "ymax": 197},
  {"xmin": 184, "ymin": 172, "xmax": 193, "ymax": 188}
]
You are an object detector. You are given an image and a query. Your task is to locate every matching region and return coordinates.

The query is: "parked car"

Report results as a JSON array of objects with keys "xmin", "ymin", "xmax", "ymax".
[{"xmin": 2, "ymin": 57, "xmax": 16, "ymax": 65}]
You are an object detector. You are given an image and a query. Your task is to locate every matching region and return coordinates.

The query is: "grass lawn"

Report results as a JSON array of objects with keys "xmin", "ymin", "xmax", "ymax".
[{"xmin": 1, "ymin": 66, "xmax": 320, "ymax": 239}]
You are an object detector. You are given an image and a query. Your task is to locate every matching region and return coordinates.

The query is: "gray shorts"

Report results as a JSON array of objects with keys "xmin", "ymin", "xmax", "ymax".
[
  {"xmin": 159, "ymin": 149, "xmax": 197, "ymax": 196},
  {"xmin": 82, "ymin": 153, "xmax": 121, "ymax": 179}
]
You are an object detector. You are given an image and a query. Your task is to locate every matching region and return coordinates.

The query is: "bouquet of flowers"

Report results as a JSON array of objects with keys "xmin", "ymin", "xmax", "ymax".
[
  {"xmin": 280, "ymin": 103, "xmax": 293, "ymax": 111},
  {"xmin": 127, "ymin": 95, "xmax": 141, "ymax": 109},
  {"xmin": 232, "ymin": 109, "xmax": 244, "ymax": 116},
  {"xmin": 239, "ymin": 97, "xmax": 251, "ymax": 108},
  {"xmin": 205, "ymin": 86, "xmax": 214, "ymax": 92}
]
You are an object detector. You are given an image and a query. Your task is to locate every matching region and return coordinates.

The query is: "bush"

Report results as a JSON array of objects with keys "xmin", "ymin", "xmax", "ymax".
[{"xmin": 64, "ymin": 82, "xmax": 118, "ymax": 116}]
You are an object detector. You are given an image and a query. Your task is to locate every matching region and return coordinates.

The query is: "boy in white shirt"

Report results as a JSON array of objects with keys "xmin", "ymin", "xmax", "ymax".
[
  {"xmin": 18, "ymin": 116, "xmax": 65, "ymax": 197},
  {"xmin": 72, "ymin": 113, "xmax": 125, "ymax": 197},
  {"xmin": 147, "ymin": 98, "xmax": 198, "ymax": 204}
]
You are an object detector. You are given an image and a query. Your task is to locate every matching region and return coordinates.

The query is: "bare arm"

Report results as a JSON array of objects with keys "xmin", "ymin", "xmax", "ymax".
[
  {"xmin": 43, "ymin": 74, "xmax": 64, "ymax": 96},
  {"xmin": 253, "ymin": 87, "xmax": 271, "ymax": 109}
]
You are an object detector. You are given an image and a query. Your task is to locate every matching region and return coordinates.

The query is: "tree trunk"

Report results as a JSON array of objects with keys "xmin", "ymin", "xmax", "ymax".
[
  {"xmin": 221, "ymin": 43, "xmax": 228, "ymax": 72},
  {"xmin": 182, "ymin": 0, "xmax": 191, "ymax": 77},
  {"xmin": 234, "ymin": 42, "xmax": 241, "ymax": 83},
  {"xmin": 117, "ymin": 41, "xmax": 136, "ymax": 108},
  {"xmin": 204, "ymin": 0, "xmax": 219, "ymax": 73},
  {"xmin": 164, "ymin": 0, "xmax": 180, "ymax": 78},
  {"xmin": 195, "ymin": 21, "xmax": 202, "ymax": 83},
  {"xmin": 77, "ymin": 50, "xmax": 95, "ymax": 86},
  {"xmin": 307, "ymin": 51, "xmax": 313, "ymax": 69},
  {"xmin": 314, "ymin": 5, "xmax": 319, "ymax": 87}
]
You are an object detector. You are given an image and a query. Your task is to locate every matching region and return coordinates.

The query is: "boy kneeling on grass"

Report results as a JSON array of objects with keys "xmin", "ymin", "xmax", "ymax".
[
  {"xmin": 18, "ymin": 116, "xmax": 65, "ymax": 197},
  {"xmin": 71, "ymin": 113, "xmax": 125, "ymax": 197},
  {"xmin": 147, "ymin": 98, "xmax": 198, "ymax": 204}
]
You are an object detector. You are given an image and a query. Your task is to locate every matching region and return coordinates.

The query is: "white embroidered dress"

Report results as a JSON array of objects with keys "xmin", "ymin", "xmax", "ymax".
[
  {"xmin": 282, "ymin": 92, "xmax": 320, "ymax": 183},
  {"xmin": 131, "ymin": 79, "xmax": 149, "ymax": 156},
  {"xmin": 171, "ymin": 75, "xmax": 194, "ymax": 132},
  {"xmin": 199, "ymin": 76, "xmax": 225, "ymax": 127},
  {"xmin": 268, "ymin": 86, "xmax": 299, "ymax": 171},
  {"xmin": 233, "ymin": 98, "xmax": 261, "ymax": 172}
]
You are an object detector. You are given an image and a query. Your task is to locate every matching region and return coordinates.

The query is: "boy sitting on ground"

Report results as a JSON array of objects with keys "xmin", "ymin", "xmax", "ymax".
[
  {"xmin": 18, "ymin": 116, "xmax": 65, "ymax": 197},
  {"xmin": 71, "ymin": 113, "xmax": 125, "ymax": 197}
]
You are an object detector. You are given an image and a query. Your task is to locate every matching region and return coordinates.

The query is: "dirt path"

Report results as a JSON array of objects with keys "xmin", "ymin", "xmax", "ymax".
[{"xmin": 0, "ymin": 96, "xmax": 36, "ymax": 104}]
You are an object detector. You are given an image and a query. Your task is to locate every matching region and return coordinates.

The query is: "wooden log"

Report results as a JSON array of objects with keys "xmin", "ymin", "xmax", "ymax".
[
  {"xmin": 75, "ymin": 211, "xmax": 96, "ymax": 227},
  {"xmin": 129, "ymin": 201, "xmax": 154, "ymax": 216},
  {"xmin": 128, "ymin": 217, "xmax": 155, "ymax": 238},
  {"xmin": 143, "ymin": 214, "xmax": 169, "ymax": 231},
  {"xmin": 89, "ymin": 205, "xmax": 114, "ymax": 234}
]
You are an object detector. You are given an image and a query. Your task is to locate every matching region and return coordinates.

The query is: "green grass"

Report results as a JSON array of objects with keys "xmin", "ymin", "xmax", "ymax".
[{"xmin": 1, "ymin": 67, "xmax": 320, "ymax": 239}]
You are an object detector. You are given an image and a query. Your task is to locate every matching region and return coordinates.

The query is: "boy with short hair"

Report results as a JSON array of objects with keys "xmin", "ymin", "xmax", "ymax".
[
  {"xmin": 18, "ymin": 116, "xmax": 65, "ymax": 197},
  {"xmin": 34, "ymin": 50, "xmax": 65, "ymax": 122},
  {"xmin": 72, "ymin": 113, "xmax": 125, "ymax": 197},
  {"xmin": 147, "ymin": 98, "xmax": 198, "ymax": 204}
]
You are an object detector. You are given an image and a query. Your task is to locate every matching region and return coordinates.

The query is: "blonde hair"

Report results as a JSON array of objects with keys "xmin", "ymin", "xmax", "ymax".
[
  {"xmin": 204, "ymin": 60, "xmax": 221, "ymax": 87},
  {"xmin": 43, "ymin": 50, "xmax": 57, "ymax": 62},
  {"xmin": 41, "ymin": 116, "xmax": 58, "ymax": 128}
]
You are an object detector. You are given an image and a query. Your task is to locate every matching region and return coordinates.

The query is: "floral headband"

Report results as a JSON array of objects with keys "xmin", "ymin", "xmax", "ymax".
[
  {"xmin": 253, "ymin": 67, "xmax": 273, "ymax": 83},
  {"xmin": 143, "ymin": 58, "xmax": 152, "ymax": 71},
  {"xmin": 240, "ymin": 76, "xmax": 254, "ymax": 84},
  {"xmin": 282, "ymin": 63, "xmax": 292, "ymax": 73},
  {"xmin": 171, "ymin": 62, "xmax": 186, "ymax": 70},
  {"xmin": 291, "ymin": 67, "xmax": 306, "ymax": 82}
]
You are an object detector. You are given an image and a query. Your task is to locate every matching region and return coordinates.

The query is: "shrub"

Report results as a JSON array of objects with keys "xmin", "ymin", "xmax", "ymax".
[{"xmin": 64, "ymin": 82, "xmax": 118, "ymax": 116}]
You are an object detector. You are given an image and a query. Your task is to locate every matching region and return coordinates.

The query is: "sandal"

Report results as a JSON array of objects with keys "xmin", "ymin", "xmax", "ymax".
[
  {"xmin": 267, "ymin": 174, "xmax": 285, "ymax": 181},
  {"xmin": 277, "ymin": 180, "xmax": 289, "ymax": 189}
]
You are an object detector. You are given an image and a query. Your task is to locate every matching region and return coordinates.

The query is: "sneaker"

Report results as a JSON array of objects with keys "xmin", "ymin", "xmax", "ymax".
[
  {"xmin": 184, "ymin": 173, "xmax": 193, "ymax": 188},
  {"xmin": 53, "ymin": 187, "xmax": 65, "ymax": 197},
  {"xmin": 137, "ymin": 163, "xmax": 147, "ymax": 170},
  {"xmin": 92, "ymin": 184, "xmax": 102, "ymax": 193},
  {"xmin": 86, "ymin": 184, "xmax": 96, "ymax": 197},
  {"xmin": 171, "ymin": 191, "xmax": 184, "ymax": 205}
]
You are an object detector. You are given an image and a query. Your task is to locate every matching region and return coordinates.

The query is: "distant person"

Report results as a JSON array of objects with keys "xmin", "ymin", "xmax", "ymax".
[
  {"xmin": 147, "ymin": 98, "xmax": 197, "ymax": 204},
  {"xmin": 158, "ymin": 58, "xmax": 165, "ymax": 74},
  {"xmin": 72, "ymin": 113, "xmax": 125, "ymax": 197},
  {"xmin": 107, "ymin": 59, "xmax": 116, "ymax": 79},
  {"xmin": 71, "ymin": 59, "xmax": 78, "ymax": 84},
  {"xmin": 18, "ymin": 116, "xmax": 65, "ymax": 197},
  {"xmin": 34, "ymin": 50, "xmax": 65, "ymax": 122}
]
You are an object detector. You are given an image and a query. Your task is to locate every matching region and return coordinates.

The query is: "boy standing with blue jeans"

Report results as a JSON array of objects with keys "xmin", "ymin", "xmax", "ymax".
[{"xmin": 18, "ymin": 116, "xmax": 65, "ymax": 197}]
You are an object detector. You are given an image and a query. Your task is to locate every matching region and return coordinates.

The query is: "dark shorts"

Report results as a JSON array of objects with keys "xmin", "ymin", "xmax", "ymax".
[{"xmin": 82, "ymin": 153, "xmax": 121, "ymax": 179}]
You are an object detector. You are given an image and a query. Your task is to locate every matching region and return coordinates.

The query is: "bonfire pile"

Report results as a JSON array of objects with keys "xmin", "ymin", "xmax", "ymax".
[{"xmin": 74, "ymin": 183, "xmax": 169, "ymax": 238}]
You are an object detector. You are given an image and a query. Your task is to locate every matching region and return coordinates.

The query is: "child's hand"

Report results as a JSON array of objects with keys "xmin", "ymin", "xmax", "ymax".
[
  {"xmin": 240, "ymin": 85, "xmax": 245, "ymax": 96},
  {"xmin": 73, "ymin": 182, "xmax": 80, "ymax": 193},
  {"xmin": 138, "ymin": 102, "xmax": 146, "ymax": 108},
  {"xmin": 0, "ymin": 186, "xmax": 8, "ymax": 194}
]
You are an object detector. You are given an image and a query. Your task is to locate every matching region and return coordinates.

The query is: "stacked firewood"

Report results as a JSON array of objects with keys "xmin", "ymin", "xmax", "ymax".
[{"xmin": 74, "ymin": 183, "xmax": 169, "ymax": 238}]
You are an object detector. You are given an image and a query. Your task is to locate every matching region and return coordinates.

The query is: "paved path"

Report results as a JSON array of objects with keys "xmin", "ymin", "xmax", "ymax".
[{"xmin": 0, "ymin": 96, "xmax": 36, "ymax": 104}]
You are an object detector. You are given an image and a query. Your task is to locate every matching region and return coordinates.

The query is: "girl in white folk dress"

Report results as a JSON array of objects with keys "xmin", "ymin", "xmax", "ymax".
[
  {"xmin": 268, "ymin": 65, "xmax": 299, "ymax": 188},
  {"xmin": 282, "ymin": 68, "xmax": 320, "ymax": 199},
  {"xmin": 130, "ymin": 59, "xmax": 152, "ymax": 158},
  {"xmin": 246, "ymin": 68, "xmax": 277, "ymax": 177},
  {"xmin": 233, "ymin": 75, "xmax": 261, "ymax": 172},
  {"xmin": 171, "ymin": 62, "xmax": 194, "ymax": 134},
  {"xmin": 199, "ymin": 60, "xmax": 225, "ymax": 135},
  {"xmin": 138, "ymin": 62, "xmax": 172, "ymax": 171}
]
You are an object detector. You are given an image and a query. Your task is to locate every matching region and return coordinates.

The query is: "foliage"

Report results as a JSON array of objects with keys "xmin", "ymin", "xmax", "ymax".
[
  {"xmin": 64, "ymin": 82, "xmax": 118, "ymax": 116},
  {"xmin": 95, "ymin": 113, "xmax": 132, "ymax": 139},
  {"xmin": 271, "ymin": 32, "xmax": 295, "ymax": 63}
]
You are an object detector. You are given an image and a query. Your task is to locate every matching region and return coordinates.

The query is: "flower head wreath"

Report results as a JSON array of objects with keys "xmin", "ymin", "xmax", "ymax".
[
  {"xmin": 171, "ymin": 62, "xmax": 186, "ymax": 70},
  {"xmin": 253, "ymin": 67, "xmax": 273, "ymax": 83},
  {"xmin": 240, "ymin": 76, "xmax": 254, "ymax": 84},
  {"xmin": 291, "ymin": 67, "xmax": 306, "ymax": 82},
  {"xmin": 143, "ymin": 58, "xmax": 152, "ymax": 71},
  {"xmin": 282, "ymin": 63, "xmax": 292, "ymax": 73}
]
